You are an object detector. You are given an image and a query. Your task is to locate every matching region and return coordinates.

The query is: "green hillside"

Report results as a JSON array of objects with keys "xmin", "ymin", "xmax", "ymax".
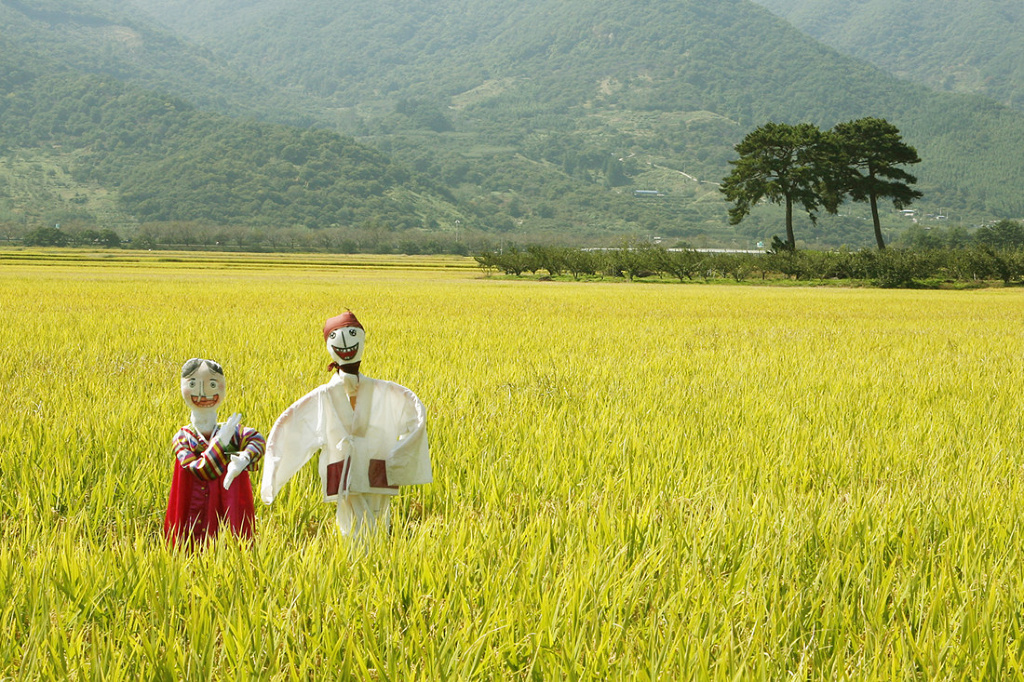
[
  {"xmin": 0, "ymin": 34, "xmax": 463, "ymax": 242},
  {"xmin": 129, "ymin": 0, "xmax": 1024, "ymax": 224},
  {"xmin": 3, "ymin": 0, "xmax": 1023, "ymax": 249},
  {"xmin": 0, "ymin": 0, "xmax": 324, "ymax": 126},
  {"xmin": 749, "ymin": 0, "xmax": 1024, "ymax": 111}
]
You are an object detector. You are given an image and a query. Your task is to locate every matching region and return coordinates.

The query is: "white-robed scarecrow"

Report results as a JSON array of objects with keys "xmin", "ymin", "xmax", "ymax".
[{"xmin": 260, "ymin": 311, "xmax": 431, "ymax": 538}]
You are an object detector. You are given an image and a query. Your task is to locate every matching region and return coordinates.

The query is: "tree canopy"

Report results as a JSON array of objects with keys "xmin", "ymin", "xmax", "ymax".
[
  {"xmin": 722, "ymin": 118, "xmax": 922, "ymax": 249},
  {"xmin": 829, "ymin": 117, "xmax": 922, "ymax": 249},
  {"xmin": 720, "ymin": 122, "xmax": 830, "ymax": 249}
]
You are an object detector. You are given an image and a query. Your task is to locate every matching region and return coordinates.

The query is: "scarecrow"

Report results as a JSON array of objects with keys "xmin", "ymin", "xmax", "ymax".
[
  {"xmin": 164, "ymin": 358, "xmax": 265, "ymax": 546},
  {"xmin": 260, "ymin": 311, "xmax": 431, "ymax": 538}
]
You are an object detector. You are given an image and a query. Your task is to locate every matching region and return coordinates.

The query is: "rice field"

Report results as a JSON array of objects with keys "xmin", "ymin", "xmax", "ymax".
[{"xmin": 3, "ymin": 250, "xmax": 1024, "ymax": 679}]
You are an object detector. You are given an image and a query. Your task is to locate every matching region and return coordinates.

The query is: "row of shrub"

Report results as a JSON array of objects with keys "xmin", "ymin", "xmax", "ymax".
[
  {"xmin": 7, "ymin": 221, "xmax": 474, "ymax": 255},
  {"xmin": 20, "ymin": 226, "xmax": 123, "ymax": 248},
  {"xmin": 474, "ymin": 243, "xmax": 1024, "ymax": 287}
]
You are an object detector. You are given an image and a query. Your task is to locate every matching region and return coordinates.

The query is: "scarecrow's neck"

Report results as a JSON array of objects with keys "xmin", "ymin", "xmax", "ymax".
[{"xmin": 190, "ymin": 410, "xmax": 218, "ymax": 439}]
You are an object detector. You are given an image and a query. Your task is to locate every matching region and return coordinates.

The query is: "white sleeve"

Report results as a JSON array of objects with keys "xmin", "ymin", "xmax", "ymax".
[
  {"xmin": 260, "ymin": 389, "xmax": 324, "ymax": 504},
  {"xmin": 384, "ymin": 384, "xmax": 432, "ymax": 485}
]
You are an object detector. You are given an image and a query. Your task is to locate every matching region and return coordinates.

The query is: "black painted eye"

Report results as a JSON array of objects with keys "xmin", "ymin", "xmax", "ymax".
[
  {"xmin": 329, "ymin": 331, "xmax": 336, "ymax": 339},
  {"xmin": 348, "ymin": 329, "xmax": 357, "ymax": 336}
]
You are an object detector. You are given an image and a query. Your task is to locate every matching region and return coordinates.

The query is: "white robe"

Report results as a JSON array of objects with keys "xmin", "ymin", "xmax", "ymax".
[{"xmin": 261, "ymin": 373, "xmax": 431, "ymax": 523}]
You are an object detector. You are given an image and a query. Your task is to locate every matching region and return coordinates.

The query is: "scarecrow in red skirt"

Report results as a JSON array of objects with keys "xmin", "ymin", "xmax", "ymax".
[{"xmin": 164, "ymin": 358, "xmax": 265, "ymax": 547}]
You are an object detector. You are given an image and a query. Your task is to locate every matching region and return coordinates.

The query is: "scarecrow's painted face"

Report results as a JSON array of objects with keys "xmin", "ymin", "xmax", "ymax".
[
  {"xmin": 181, "ymin": 362, "xmax": 225, "ymax": 411},
  {"xmin": 326, "ymin": 326, "xmax": 365, "ymax": 367}
]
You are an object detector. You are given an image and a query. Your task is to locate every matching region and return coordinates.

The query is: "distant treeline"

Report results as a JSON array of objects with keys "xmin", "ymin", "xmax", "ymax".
[
  {"xmin": 8, "ymin": 220, "xmax": 472, "ymax": 255},
  {"xmin": 14, "ymin": 220, "xmax": 1024, "ymax": 286},
  {"xmin": 475, "ymin": 221, "xmax": 1024, "ymax": 287}
]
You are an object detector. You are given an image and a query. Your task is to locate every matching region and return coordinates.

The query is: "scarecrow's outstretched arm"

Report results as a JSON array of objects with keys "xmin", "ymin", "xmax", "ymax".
[{"xmin": 261, "ymin": 391, "xmax": 323, "ymax": 504}]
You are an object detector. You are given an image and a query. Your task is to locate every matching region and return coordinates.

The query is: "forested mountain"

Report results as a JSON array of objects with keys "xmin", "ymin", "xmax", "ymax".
[
  {"xmin": 0, "ymin": 32, "xmax": 458, "ymax": 240},
  {"xmin": 129, "ymin": 0, "xmax": 1024, "ymax": 221},
  {"xmin": 0, "ymin": 0, "xmax": 320, "ymax": 126},
  {"xmin": 3, "ymin": 0, "xmax": 1024, "ymax": 250},
  {"xmin": 749, "ymin": 0, "xmax": 1024, "ymax": 111}
]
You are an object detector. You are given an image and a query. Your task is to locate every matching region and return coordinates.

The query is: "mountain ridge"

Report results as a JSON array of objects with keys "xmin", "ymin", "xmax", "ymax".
[
  {"xmin": 1, "ymin": 0, "xmax": 1022, "ymax": 249},
  {"xmin": 129, "ymin": 0, "xmax": 1022, "ymax": 218},
  {"xmin": 750, "ymin": 0, "xmax": 1024, "ymax": 110}
]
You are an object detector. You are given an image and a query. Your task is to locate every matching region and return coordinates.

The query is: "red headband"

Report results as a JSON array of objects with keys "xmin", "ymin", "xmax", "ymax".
[{"xmin": 323, "ymin": 311, "xmax": 363, "ymax": 341}]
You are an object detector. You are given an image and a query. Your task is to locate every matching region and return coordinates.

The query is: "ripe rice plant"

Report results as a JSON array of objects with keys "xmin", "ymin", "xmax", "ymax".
[{"xmin": 3, "ymin": 252, "xmax": 1024, "ymax": 679}]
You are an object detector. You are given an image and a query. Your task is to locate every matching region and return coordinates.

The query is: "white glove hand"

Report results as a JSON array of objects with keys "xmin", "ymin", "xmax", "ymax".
[
  {"xmin": 217, "ymin": 412, "xmax": 242, "ymax": 448},
  {"xmin": 222, "ymin": 453, "xmax": 251, "ymax": 490}
]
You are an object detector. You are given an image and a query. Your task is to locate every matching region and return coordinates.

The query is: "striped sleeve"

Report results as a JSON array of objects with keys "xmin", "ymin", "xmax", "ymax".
[
  {"xmin": 184, "ymin": 426, "xmax": 232, "ymax": 481},
  {"xmin": 237, "ymin": 426, "xmax": 266, "ymax": 470},
  {"xmin": 172, "ymin": 428, "xmax": 203, "ymax": 468}
]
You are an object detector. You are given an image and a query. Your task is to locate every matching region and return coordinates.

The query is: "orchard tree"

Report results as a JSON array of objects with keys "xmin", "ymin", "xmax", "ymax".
[
  {"xmin": 975, "ymin": 219, "xmax": 1024, "ymax": 250},
  {"xmin": 720, "ymin": 122, "xmax": 830, "ymax": 250},
  {"xmin": 829, "ymin": 118, "xmax": 922, "ymax": 250}
]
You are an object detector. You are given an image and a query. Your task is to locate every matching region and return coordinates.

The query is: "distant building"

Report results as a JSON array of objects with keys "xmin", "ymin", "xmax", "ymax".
[{"xmin": 633, "ymin": 189, "xmax": 662, "ymax": 197}]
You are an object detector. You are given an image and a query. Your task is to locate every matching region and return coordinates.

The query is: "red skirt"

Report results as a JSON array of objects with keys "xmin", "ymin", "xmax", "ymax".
[{"xmin": 163, "ymin": 465, "xmax": 255, "ymax": 547}]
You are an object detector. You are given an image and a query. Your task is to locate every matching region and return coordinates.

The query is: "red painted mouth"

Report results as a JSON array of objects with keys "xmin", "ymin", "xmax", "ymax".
[
  {"xmin": 191, "ymin": 395, "xmax": 220, "ymax": 408},
  {"xmin": 332, "ymin": 344, "xmax": 359, "ymax": 361}
]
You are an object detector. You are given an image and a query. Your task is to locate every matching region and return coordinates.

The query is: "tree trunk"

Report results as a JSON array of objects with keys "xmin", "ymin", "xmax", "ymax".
[
  {"xmin": 870, "ymin": 192, "xmax": 885, "ymax": 250},
  {"xmin": 785, "ymin": 195, "xmax": 795, "ymax": 249}
]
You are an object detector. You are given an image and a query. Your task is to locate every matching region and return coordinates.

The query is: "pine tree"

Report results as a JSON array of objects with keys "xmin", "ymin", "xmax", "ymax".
[
  {"xmin": 720, "ymin": 122, "xmax": 829, "ymax": 250},
  {"xmin": 829, "ymin": 118, "xmax": 922, "ymax": 250}
]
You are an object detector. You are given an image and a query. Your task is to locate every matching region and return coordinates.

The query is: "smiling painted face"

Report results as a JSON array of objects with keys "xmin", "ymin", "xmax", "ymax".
[
  {"xmin": 326, "ymin": 326, "xmax": 365, "ymax": 368},
  {"xmin": 181, "ymin": 360, "xmax": 226, "ymax": 412}
]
